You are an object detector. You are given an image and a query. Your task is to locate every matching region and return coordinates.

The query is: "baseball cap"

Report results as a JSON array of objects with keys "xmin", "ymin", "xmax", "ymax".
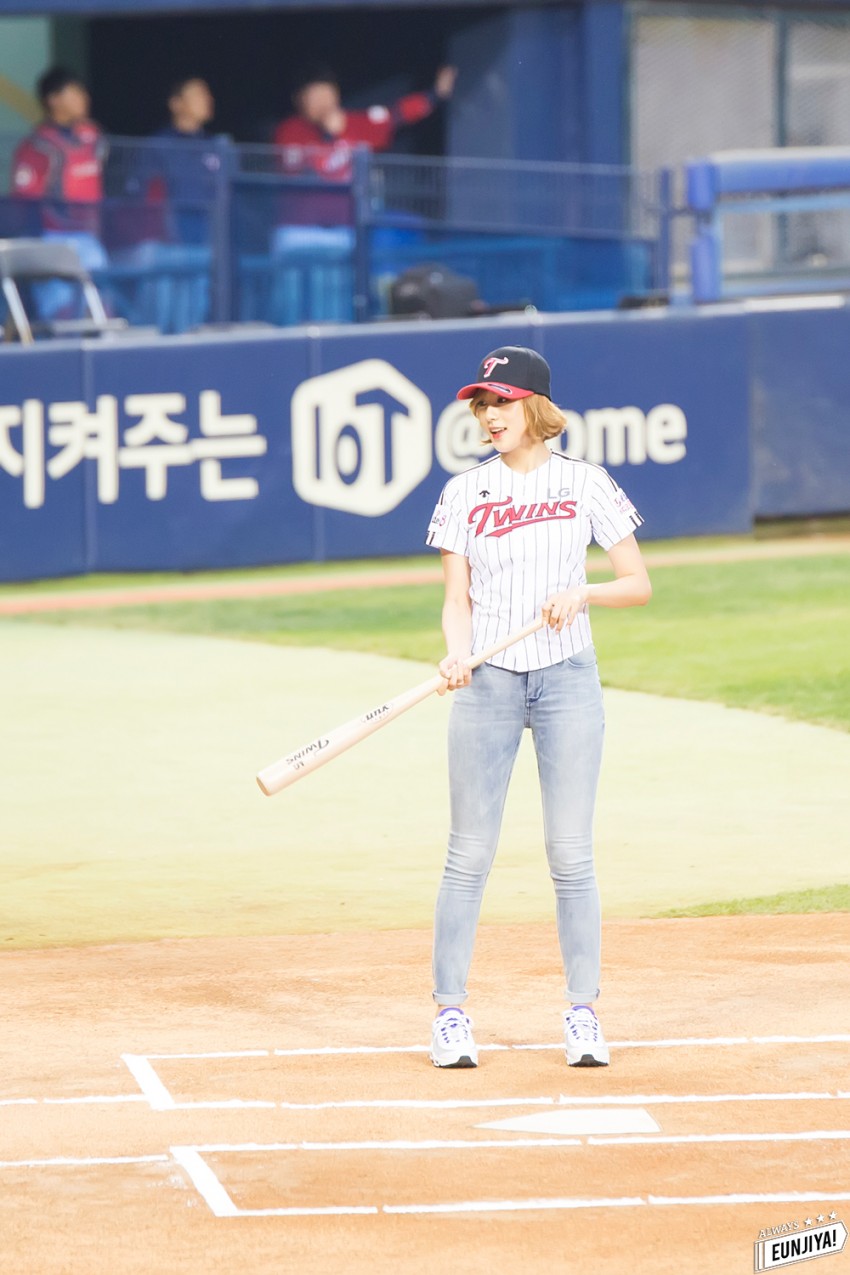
[
  {"xmin": 456, "ymin": 346, "xmax": 551, "ymax": 401},
  {"xmin": 292, "ymin": 62, "xmax": 339, "ymax": 94}
]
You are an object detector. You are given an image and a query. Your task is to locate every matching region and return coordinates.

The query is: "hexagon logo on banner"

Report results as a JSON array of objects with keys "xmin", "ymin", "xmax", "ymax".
[{"xmin": 291, "ymin": 359, "xmax": 432, "ymax": 516}]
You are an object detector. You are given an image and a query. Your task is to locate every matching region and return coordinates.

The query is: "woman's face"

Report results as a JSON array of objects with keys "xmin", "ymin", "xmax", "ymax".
[{"xmin": 473, "ymin": 391, "xmax": 530, "ymax": 454}]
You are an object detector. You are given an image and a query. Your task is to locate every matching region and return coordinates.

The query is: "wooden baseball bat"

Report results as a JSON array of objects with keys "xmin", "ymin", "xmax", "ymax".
[{"xmin": 256, "ymin": 616, "xmax": 545, "ymax": 796}]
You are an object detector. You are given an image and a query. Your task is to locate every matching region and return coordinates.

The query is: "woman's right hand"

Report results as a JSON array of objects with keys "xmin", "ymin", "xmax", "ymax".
[{"xmin": 437, "ymin": 651, "xmax": 472, "ymax": 696}]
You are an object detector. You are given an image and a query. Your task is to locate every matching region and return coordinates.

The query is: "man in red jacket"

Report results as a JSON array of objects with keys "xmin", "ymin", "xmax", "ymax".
[
  {"xmin": 11, "ymin": 67, "xmax": 106, "ymax": 237},
  {"xmin": 275, "ymin": 63, "xmax": 457, "ymax": 183},
  {"xmin": 10, "ymin": 66, "xmax": 108, "ymax": 315}
]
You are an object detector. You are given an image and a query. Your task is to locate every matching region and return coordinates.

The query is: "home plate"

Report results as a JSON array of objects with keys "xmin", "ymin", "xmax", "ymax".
[{"xmin": 477, "ymin": 1108, "xmax": 660, "ymax": 1136}]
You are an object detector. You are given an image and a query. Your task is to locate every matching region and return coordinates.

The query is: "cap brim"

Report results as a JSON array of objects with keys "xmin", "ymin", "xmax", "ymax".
[{"xmin": 456, "ymin": 382, "xmax": 535, "ymax": 401}]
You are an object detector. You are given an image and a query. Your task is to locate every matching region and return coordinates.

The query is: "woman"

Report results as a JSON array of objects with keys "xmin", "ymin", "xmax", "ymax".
[{"xmin": 425, "ymin": 346, "xmax": 651, "ymax": 1069}]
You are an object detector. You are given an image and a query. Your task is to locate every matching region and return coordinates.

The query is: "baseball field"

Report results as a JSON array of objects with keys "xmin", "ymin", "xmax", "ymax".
[{"xmin": 2, "ymin": 531, "xmax": 849, "ymax": 1274}]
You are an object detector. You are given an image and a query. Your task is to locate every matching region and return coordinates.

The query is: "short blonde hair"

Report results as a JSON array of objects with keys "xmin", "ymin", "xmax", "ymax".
[{"xmin": 470, "ymin": 391, "xmax": 566, "ymax": 442}]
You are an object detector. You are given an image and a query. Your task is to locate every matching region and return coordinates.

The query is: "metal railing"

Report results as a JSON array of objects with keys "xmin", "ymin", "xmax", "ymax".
[{"xmin": 0, "ymin": 134, "xmax": 668, "ymax": 334}]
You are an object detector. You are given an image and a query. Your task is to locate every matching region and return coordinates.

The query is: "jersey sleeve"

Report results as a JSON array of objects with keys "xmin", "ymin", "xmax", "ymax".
[
  {"xmin": 11, "ymin": 140, "xmax": 49, "ymax": 197},
  {"xmin": 425, "ymin": 485, "xmax": 469, "ymax": 556},
  {"xmin": 355, "ymin": 93, "xmax": 436, "ymax": 150},
  {"xmin": 587, "ymin": 467, "xmax": 644, "ymax": 550},
  {"xmin": 391, "ymin": 91, "xmax": 436, "ymax": 127}
]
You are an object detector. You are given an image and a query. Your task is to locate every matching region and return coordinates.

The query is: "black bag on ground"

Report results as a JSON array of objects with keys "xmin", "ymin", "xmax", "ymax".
[{"xmin": 389, "ymin": 263, "xmax": 480, "ymax": 319}]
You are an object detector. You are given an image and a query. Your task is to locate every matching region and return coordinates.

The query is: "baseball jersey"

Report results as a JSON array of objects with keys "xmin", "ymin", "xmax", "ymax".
[
  {"xmin": 275, "ymin": 92, "xmax": 437, "ymax": 182},
  {"xmin": 426, "ymin": 451, "xmax": 643, "ymax": 672},
  {"xmin": 11, "ymin": 122, "xmax": 105, "ymax": 234}
]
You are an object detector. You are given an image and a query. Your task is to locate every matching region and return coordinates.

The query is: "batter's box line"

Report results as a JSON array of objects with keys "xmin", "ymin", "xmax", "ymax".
[
  {"xmin": 169, "ymin": 1145, "xmax": 850, "ymax": 1220},
  {"xmin": 122, "ymin": 1037, "xmax": 850, "ymax": 1113},
  {"xmin": 139, "ymin": 1035, "xmax": 850, "ymax": 1062}
]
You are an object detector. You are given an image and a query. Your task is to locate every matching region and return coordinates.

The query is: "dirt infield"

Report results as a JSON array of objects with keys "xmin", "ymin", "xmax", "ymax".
[
  {"xmin": 1, "ymin": 533, "xmax": 848, "ymax": 616},
  {"xmin": 3, "ymin": 914, "xmax": 849, "ymax": 1274}
]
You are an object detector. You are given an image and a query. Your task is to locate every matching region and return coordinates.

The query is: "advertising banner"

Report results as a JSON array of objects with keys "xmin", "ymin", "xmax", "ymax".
[{"xmin": 0, "ymin": 308, "xmax": 755, "ymax": 581}]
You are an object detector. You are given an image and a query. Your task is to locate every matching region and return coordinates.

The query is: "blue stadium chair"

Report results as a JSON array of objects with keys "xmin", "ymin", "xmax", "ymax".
[
  {"xmin": 238, "ymin": 226, "xmax": 354, "ymax": 327},
  {"xmin": 96, "ymin": 241, "xmax": 211, "ymax": 334}
]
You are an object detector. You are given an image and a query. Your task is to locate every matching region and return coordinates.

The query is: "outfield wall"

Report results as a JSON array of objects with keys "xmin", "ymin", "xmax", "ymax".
[{"xmin": 0, "ymin": 302, "xmax": 847, "ymax": 582}]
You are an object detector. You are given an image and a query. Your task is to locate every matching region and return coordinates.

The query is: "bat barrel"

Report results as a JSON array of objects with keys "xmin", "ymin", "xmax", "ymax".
[
  {"xmin": 256, "ymin": 673, "xmax": 444, "ymax": 796},
  {"xmin": 256, "ymin": 617, "xmax": 544, "ymax": 797}
]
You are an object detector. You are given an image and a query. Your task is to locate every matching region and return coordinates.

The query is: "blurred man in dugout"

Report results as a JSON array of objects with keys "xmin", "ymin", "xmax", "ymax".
[
  {"xmin": 275, "ymin": 63, "xmax": 457, "ymax": 182},
  {"xmin": 10, "ymin": 66, "xmax": 108, "ymax": 278},
  {"xmin": 143, "ymin": 77, "xmax": 221, "ymax": 246},
  {"xmin": 113, "ymin": 77, "xmax": 220, "ymax": 332},
  {"xmin": 270, "ymin": 63, "xmax": 457, "ymax": 252}
]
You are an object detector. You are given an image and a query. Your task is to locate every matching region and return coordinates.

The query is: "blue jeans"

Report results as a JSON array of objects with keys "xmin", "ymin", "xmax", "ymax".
[{"xmin": 433, "ymin": 647, "xmax": 605, "ymax": 1006}]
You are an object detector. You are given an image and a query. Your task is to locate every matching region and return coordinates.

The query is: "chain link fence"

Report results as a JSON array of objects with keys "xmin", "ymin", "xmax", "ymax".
[{"xmin": 631, "ymin": 2, "xmax": 850, "ymax": 284}]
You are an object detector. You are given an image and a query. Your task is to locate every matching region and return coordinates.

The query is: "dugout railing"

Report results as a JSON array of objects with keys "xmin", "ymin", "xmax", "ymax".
[
  {"xmin": 686, "ymin": 147, "xmax": 850, "ymax": 303},
  {"xmin": 0, "ymin": 134, "xmax": 668, "ymax": 336}
]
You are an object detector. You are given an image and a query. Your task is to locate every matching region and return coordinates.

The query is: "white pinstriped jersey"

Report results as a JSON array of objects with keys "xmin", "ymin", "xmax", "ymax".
[{"xmin": 426, "ymin": 452, "xmax": 643, "ymax": 672}]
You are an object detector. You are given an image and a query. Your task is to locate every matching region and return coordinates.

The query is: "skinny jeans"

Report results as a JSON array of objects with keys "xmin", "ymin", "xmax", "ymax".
[{"xmin": 433, "ymin": 645, "xmax": 605, "ymax": 1006}]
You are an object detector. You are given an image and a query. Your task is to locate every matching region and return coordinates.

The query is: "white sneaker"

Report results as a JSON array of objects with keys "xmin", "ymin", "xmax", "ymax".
[
  {"xmin": 429, "ymin": 1009, "xmax": 478, "ymax": 1068},
  {"xmin": 564, "ymin": 1005, "xmax": 609, "ymax": 1067}
]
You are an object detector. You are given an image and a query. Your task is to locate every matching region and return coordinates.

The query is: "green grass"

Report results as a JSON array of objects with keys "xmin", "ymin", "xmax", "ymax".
[
  {"xmin": 8, "ymin": 552, "xmax": 850, "ymax": 730},
  {"xmin": 0, "ymin": 535, "xmax": 755, "ymax": 595},
  {"xmin": 661, "ymin": 884, "xmax": 850, "ymax": 917},
  {"xmin": 0, "ymin": 555, "xmax": 441, "ymax": 595},
  {"xmin": 3, "ymin": 543, "xmax": 849, "ymax": 931}
]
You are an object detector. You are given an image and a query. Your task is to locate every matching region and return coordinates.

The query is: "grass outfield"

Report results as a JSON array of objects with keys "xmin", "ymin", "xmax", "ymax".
[
  {"xmin": 661, "ymin": 883, "xmax": 850, "ymax": 917},
  {"xmin": 6, "ymin": 538, "xmax": 850, "ymax": 928},
  {"xmin": 6, "ymin": 551, "xmax": 850, "ymax": 731}
]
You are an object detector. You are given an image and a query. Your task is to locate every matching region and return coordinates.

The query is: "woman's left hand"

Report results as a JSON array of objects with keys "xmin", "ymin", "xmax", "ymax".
[{"xmin": 541, "ymin": 586, "xmax": 589, "ymax": 632}]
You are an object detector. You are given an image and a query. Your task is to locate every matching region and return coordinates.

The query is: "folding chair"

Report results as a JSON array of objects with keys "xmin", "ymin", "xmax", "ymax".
[{"xmin": 0, "ymin": 238, "xmax": 128, "ymax": 344}]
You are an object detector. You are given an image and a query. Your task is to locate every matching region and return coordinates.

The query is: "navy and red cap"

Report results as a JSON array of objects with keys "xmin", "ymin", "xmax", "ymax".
[{"xmin": 456, "ymin": 346, "xmax": 552, "ymax": 402}]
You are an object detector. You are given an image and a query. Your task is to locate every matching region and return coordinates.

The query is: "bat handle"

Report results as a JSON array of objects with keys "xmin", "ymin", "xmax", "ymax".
[{"xmin": 463, "ymin": 615, "xmax": 545, "ymax": 672}]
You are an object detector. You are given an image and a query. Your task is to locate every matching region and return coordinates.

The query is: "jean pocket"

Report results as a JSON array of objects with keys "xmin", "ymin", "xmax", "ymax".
[{"xmin": 565, "ymin": 644, "xmax": 597, "ymax": 668}]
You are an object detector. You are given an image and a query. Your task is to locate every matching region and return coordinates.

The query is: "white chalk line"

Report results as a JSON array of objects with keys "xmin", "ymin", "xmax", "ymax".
[
  {"xmin": 385, "ymin": 1196, "xmax": 645, "ymax": 1216},
  {"xmin": 187, "ymin": 1129, "xmax": 850, "ymax": 1154},
  {"xmin": 170, "ymin": 1147, "xmax": 238, "ymax": 1217},
  {"xmin": 4, "ymin": 1123, "xmax": 846, "ymax": 1177},
  {"xmin": 589, "ymin": 1130, "xmax": 850, "ymax": 1147},
  {"xmin": 275, "ymin": 1090, "xmax": 848, "ymax": 1112},
  {"xmin": 146, "ymin": 1050, "xmax": 270, "ymax": 1062},
  {"xmin": 277, "ymin": 1096, "xmax": 557, "ymax": 1111},
  {"xmin": 167, "ymin": 1139, "xmax": 850, "ymax": 1221},
  {"xmin": 557, "ymin": 1091, "xmax": 848, "ymax": 1106},
  {"xmin": 251, "ymin": 1034, "xmax": 850, "ymax": 1057},
  {"xmin": 172, "ymin": 1100, "xmax": 276, "ymax": 1110},
  {"xmin": 134, "ymin": 1034, "xmax": 850, "ymax": 1062},
  {"xmin": 384, "ymin": 1191, "xmax": 850, "ymax": 1218},
  {"xmin": 9, "ymin": 1090, "xmax": 846, "ymax": 1114},
  {"xmin": 0, "ymin": 1094, "xmax": 146, "ymax": 1108},
  {"xmin": 121, "ymin": 1054, "xmax": 176, "ymax": 1111},
  {"xmin": 0, "ymin": 1154, "xmax": 169, "ymax": 1168},
  {"xmin": 122, "ymin": 1035, "xmax": 850, "ymax": 1111}
]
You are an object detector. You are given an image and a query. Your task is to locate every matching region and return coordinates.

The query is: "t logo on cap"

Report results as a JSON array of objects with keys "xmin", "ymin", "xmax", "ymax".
[{"xmin": 455, "ymin": 346, "xmax": 553, "ymax": 402}]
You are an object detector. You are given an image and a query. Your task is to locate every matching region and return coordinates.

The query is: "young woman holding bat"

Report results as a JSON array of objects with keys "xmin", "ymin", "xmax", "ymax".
[{"xmin": 425, "ymin": 346, "xmax": 651, "ymax": 1068}]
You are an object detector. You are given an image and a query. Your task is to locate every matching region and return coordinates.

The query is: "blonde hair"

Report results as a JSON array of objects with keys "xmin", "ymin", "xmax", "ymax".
[{"xmin": 470, "ymin": 391, "xmax": 566, "ymax": 442}]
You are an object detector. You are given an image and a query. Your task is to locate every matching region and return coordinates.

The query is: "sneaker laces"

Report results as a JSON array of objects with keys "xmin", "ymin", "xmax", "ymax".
[
  {"xmin": 566, "ymin": 1007, "xmax": 598, "ymax": 1044},
  {"xmin": 436, "ymin": 1011, "xmax": 472, "ymax": 1047}
]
